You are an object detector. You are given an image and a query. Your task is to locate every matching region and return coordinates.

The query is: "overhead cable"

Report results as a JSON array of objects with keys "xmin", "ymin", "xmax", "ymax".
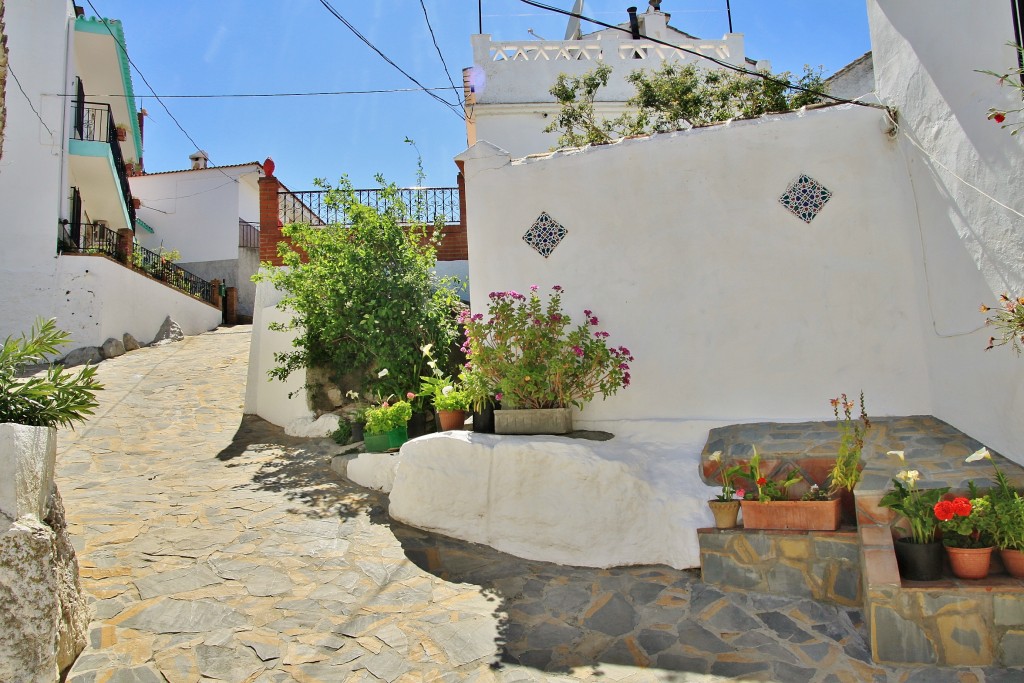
[{"xmin": 420, "ymin": 0, "xmax": 464, "ymax": 107}]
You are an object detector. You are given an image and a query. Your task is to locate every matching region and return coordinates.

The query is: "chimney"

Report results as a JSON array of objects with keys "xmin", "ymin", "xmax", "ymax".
[
  {"xmin": 627, "ymin": 7, "xmax": 641, "ymax": 39},
  {"xmin": 189, "ymin": 150, "xmax": 209, "ymax": 170}
]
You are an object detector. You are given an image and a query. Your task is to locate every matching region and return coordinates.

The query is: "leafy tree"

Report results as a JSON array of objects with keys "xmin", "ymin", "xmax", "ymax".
[
  {"xmin": 0, "ymin": 318, "xmax": 103, "ymax": 429},
  {"xmin": 257, "ymin": 175, "xmax": 463, "ymax": 400},
  {"xmin": 546, "ymin": 62, "xmax": 828, "ymax": 148}
]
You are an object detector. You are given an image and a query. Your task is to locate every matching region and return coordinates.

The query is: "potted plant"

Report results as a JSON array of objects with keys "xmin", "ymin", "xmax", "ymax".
[
  {"xmin": 461, "ymin": 285, "xmax": 632, "ymax": 434},
  {"xmin": 362, "ymin": 399, "xmax": 412, "ymax": 453},
  {"xmin": 417, "ymin": 344, "xmax": 466, "ymax": 432},
  {"xmin": 934, "ymin": 491, "xmax": 996, "ymax": 579},
  {"xmin": 706, "ymin": 451, "xmax": 744, "ymax": 529},
  {"xmin": 461, "ymin": 366, "xmax": 497, "ymax": 433},
  {"xmin": 965, "ymin": 447, "xmax": 1024, "ymax": 577},
  {"xmin": 827, "ymin": 392, "xmax": 869, "ymax": 524},
  {"xmin": 879, "ymin": 450, "xmax": 950, "ymax": 581},
  {"xmin": 738, "ymin": 447, "xmax": 839, "ymax": 530},
  {"xmin": 115, "ymin": 123, "xmax": 128, "ymax": 141},
  {"xmin": 980, "ymin": 293, "xmax": 1024, "ymax": 354}
]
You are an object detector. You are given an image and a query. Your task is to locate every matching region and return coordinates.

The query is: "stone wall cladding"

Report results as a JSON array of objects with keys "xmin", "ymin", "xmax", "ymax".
[{"xmin": 698, "ymin": 528, "xmax": 862, "ymax": 607}]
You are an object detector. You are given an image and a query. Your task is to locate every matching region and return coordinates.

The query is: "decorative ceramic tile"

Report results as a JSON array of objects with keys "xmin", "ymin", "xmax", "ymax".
[
  {"xmin": 523, "ymin": 212, "xmax": 568, "ymax": 258},
  {"xmin": 779, "ymin": 174, "xmax": 833, "ymax": 223}
]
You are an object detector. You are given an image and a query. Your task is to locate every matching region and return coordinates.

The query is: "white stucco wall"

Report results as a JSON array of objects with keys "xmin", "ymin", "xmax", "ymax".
[
  {"xmin": 53, "ymin": 255, "xmax": 221, "ymax": 348},
  {"xmin": 0, "ymin": 0, "xmax": 73, "ymax": 342},
  {"xmin": 460, "ymin": 105, "xmax": 934, "ymax": 450},
  {"xmin": 244, "ymin": 276, "xmax": 314, "ymax": 426},
  {"xmin": 130, "ymin": 164, "xmax": 260, "ymax": 263},
  {"xmin": 868, "ymin": 0, "xmax": 1024, "ymax": 459}
]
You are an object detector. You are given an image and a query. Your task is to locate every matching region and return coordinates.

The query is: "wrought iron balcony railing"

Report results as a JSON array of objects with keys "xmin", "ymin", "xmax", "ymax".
[
  {"xmin": 70, "ymin": 101, "xmax": 136, "ymax": 226},
  {"xmin": 278, "ymin": 187, "xmax": 460, "ymax": 227},
  {"xmin": 239, "ymin": 219, "xmax": 260, "ymax": 249}
]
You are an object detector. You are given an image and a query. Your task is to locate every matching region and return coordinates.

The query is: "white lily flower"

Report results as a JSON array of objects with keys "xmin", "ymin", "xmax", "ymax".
[
  {"xmin": 420, "ymin": 343, "xmax": 433, "ymax": 354},
  {"xmin": 887, "ymin": 450, "xmax": 905, "ymax": 462},
  {"xmin": 442, "ymin": 385, "xmax": 454, "ymax": 395},
  {"xmin": 709, "ymin": 451, "xmax": 722, "ymax": 463},
  {"xmin": 377, "ymin": 368, "xmax": 389, "ymax": 378},
  {"xmin": 900, "ymin": 469, "xmax": 920, "ymax": 485},
  {"xmin": 345, "ymin": 390, "xmax": 360, "ymax": 400},
  {"xmin": 966, "ymin": 447, "xmax": 991, "ymax": 463}
]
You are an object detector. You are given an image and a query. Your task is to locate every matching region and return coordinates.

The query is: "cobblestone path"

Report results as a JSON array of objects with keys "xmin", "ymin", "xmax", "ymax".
[{"xmin": 56, "ymin": 327, "xmax": 1018, "ymax": 682}]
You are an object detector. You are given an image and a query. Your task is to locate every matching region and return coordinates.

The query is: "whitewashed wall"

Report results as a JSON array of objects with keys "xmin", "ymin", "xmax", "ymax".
[
  {"xmin": 459, "ymin": 105, "xmax": 935, "ymax": 449},
  {"xmin": 131, "ymin": 165, "xmax": 260, "ymax": 263},
  {"xmin": 53, "ymin": 255, "xmax": 221, "ymax": 348},
  {"xmin": 869, "ymin": 0, "xmax": 1024, "ymax": 459},
  {"xmin": 0, "ymin": 0, "xmax": 73, "ymax": 342}
]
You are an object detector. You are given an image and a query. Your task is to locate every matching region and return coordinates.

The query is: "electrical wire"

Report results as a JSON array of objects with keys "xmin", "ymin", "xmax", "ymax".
[
  {"xmin": 420, "ymin": 0, "xmax": 464, "ymax": 108},
  {"xmin": 56, "ymin": 86, "xmax": 461, "ymax": 99},
  {"xmin": 317, "ymin": 0, "xmax": 465, "ymax": 121},
  {"xmin": 7, "ymin": 62, "xmax": 55, "ymax": 137},
  {"xmin": 84, "ymin": 0, "xmax": 239, "ymax": 184},
  {"xmin": 515, "ymin": 0, "xmax": 885, "ymax": 110}
]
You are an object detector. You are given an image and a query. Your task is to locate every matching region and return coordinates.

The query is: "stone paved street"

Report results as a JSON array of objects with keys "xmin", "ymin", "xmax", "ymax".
[{"xmin": 57, "ymin": 327, "xmax": 1020, "ymax": 682}]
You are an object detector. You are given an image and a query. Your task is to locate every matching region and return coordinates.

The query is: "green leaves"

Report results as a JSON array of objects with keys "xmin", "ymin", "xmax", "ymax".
[{"xmin": 0, "ymin": 318, "xmax": 103, "ymax": 429}]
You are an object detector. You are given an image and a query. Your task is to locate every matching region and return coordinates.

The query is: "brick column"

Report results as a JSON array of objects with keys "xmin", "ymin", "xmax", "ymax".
[
  {"xmin": 209, "ymin": 279, "xmax": 222, "ymax": 309},
  {"xmin": 116, "ymin": 228, "xmax": 133, "ymax": 265},
  {"xmin": 258, "ymin": 173, "xmax": 284, "ymax": 266}
]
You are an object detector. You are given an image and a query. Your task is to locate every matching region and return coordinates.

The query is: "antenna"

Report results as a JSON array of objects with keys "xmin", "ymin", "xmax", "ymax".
[{"xmin": 564, "ymin": 0, "xmax": 584, "ymax": 40}]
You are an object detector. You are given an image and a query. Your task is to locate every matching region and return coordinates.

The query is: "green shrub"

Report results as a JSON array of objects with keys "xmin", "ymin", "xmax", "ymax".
[
  {"xmin": 364, "ymin": 400, "xmax": 412, "ymax": 435},
  {"xmin": 0, "ymin": 318, "xmax": 103, "ymax": 429}
]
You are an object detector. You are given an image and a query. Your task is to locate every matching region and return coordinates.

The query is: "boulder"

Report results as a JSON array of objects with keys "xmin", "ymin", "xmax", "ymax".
[
  {"xmin": 61, "ymin": 346, "xmax": 102, "ymax": 367},
  {"xmin": 100, "ymin": 337, "xmax": 126, "ymax": 359},
  {"xmin": 122, "ymin": 333, "xmax": 141, "ymax": 352},
  {"xmin": 152, "ymin": 316, "xmax": 184, "ymax": 346},
  {"xmin": 0, "ymin": 425, "xmax": 56, "ymax": 523},
  {"xmin": 284, "ymin": 413, "xmax": 340, "ymax": 438}
]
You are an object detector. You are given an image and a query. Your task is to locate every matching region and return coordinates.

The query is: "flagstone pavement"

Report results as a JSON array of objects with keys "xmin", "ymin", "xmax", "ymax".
[{"xmin": 56, "ymin": 326, "xmax": 1021, "ymax": 683}]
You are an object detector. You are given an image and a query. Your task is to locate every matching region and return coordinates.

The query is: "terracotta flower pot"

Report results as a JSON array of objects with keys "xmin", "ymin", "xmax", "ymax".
[
  {"xmin": 946, "ymin": 545, "xmax": 994, "ymax": 580},
  {"xmin": 438, "ymin": 409, "xmax": 466, "ymax": 431},
  {"xmin": 1000, "ymin": 548, "xmax": 1024, "ymax": 579},
  {"xmin": 740, "ymin": 498, "xmax": 841, "ymax": 531},
  {"xmin": 708, "ymin": 500, "xmax": 740, "ymax": 529}
]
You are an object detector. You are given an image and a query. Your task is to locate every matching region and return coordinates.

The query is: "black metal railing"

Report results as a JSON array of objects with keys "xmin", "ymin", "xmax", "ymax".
[
  {"xmin": 70, "ymin": 100, "xmax": 136, "ymax": 226},
  {"xmin": 239, "ymin": 219, "xmax": 260, "ymax": 248},
  {"xmin": 57, "ymin": 223, "xmax": 213, "ymax": 304},
  {"xmin": 131, "ymin": 244, "xmax": 213, "ymax": 303},
  {"xmin": 279, "ymin": 187, "xmax": 460, "ymax": 227}
]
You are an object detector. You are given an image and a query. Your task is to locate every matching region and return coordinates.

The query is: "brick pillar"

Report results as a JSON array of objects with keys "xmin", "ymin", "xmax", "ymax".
[
  {"xmin": 258, "ymin": 173, "xmax": 284, "ymax": 265},
  {"xmin": 116, "ymin": 228, "xmax": 133, "ymax": 265},
  {"xmin": 209, "ymin": 279, "xmax": 222, "ymax": 309},
  {"xmin": 225, "ymin": 287, "xmax": 238, "ymax": 325}
]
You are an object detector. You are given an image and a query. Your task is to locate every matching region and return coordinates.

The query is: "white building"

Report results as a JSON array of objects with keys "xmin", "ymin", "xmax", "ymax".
[
  {"xmin": 130, "ymin": 157, "xmax": 263, "ymax": 318},
  {"xmin": 0, "ymin": 1, "xmax": 220, "ymax": 351},
  {"xmin": 465, "ymin": 2, "xmax": 768, "ymax": 158}
]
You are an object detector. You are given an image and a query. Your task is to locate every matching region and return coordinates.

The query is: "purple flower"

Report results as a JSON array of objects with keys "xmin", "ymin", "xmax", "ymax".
[
  {"xmin": 552, "ymin": 285, "xmax": 563, "ymax": 291},
  {"xmin": 584, "ymin": 309, "xmax": 592, "ymax": 317},
  {"xmin": 618, "ymin": 362, "xmax": 629, "ymax": 370},
  {"xmin": 551, "ymin": 313, "xmax": 562, "ymax": 322},
  {"xmin": 572, "ymin": 345, "xmax": 584, "ymax": 357},
  {"xmin": 530, "ymin": 284, "xmax": 539, "ymax": 292},
  {"xmin": 472, "ymin": 313, "xmax": 484, "ymax": 321},
  {"xmin": 495, "ymin": 392, "xmax": 503, "ymax": 401},
  {"xmin": 533, "ymin": 318, "xmax": 542, "ymax": 326},
  {"xmin": 623, "ymin": 372, "xmax": 631, "ymax": 386},
  {"xmin": 589, "ymin": 316, "xmax": 599, "ymax": 326}
]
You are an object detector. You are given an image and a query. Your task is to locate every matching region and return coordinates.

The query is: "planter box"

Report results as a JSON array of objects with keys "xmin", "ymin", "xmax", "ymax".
[
  {"xmin": 741, "ymin": 498, "xmax": 841, "ymax": 531},
  {"xmin": 363, "ymin": 426, "xmax": 408, "ymax": 453},
  {"xmin": 494, "ymin": 407, "xmax": 572, "ymax": 435}
]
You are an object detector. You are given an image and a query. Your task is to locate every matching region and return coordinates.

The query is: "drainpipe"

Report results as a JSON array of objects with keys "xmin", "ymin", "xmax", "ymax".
[{"xmin": 627, "ymin": 7, "xmax": 641, "ymax": 39}]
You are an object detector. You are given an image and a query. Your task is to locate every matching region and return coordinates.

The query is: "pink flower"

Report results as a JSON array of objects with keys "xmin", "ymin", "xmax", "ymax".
[
  {"xmin": 407, "ymin": 392, "xmax": 416, "ymax": 400},
  {"xmin": 572, "ymin": 345, "xmax": 584, "ymax": 357},
  {"xmin": 589, "ymin": 316, "xmax": 599, "ymax": 325},
  {"xmin": 495, "ymin": 392, "xmax": 503, "ymax": 401},
  {"xmin": 530, "ymin": 284, "xmax": 539, "ymax": 292},
  {"xmin": 735, "ymin": 488, "xmax": 745, "ymax": 499},
  {"xmin": 552, "ymin": 285, "xmax": 562, "ymax": 291}
]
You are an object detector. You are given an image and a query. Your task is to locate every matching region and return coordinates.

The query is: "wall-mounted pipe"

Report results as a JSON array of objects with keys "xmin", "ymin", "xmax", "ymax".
[{"xmin": 627, "ymin": 7, "xmax": 641, "ymax": 39}]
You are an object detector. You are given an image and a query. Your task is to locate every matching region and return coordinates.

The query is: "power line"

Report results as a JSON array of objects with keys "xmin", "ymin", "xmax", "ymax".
[
  {"xmin": 515, "ymin": 0, "xmax": 885, "ymax": 110},
  {"xmin": 84, "ymin": 0, "xmax": 238, "ymax": 183},
  {"xmin": 6, "ymin": 62, "xmax": 55, "ymax": 137},
  {"xmin": 316, "ymin": 0, "xmax": 465, "ymax": 121},
  {"xmin": 56, "ymin": 86, "xmax": 460, "ymax": 100},
  {"xmin": 420, "ymin": 0, "xmax": 464, "ymax": 108}
]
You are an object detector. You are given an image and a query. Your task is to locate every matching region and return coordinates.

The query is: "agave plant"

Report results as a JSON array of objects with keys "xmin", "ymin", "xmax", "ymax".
[{"xmin": 0, "ymin": 318, "xmax": 103, "ymax": 429}]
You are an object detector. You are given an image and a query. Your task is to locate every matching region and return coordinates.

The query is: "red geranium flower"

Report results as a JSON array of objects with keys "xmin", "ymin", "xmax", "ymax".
[
  {"xmin": 934, "ymin": 500, "xmax": 955, "ymax": 522},
  {"xmin": 756, "ymin": 477, "xmax": 767, "ymax": 487},
  {"xmin": 951, "ymin": 497, "xmax": 973, "ymax": 517},
  {"xmin": 994, "ymin": 112, "xmax": 1007, "ymax": 123}
]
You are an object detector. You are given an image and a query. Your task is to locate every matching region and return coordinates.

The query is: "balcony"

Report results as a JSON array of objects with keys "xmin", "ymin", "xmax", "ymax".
[{"xmin": 68, "ymin": 101, "xmax": 136, "ymax": 232}]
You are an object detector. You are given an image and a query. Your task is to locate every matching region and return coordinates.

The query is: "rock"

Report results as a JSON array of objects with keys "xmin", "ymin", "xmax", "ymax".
[
  {"xmin": 284, "ymin": 413, "xmax": 340, "ymax": 438},
  {"xmin": 0, "ymin": 424, "xmax": 56, "ymax": 523},
  {"xmin": 347, "ymin": 452, "xmax": 400, "ymax": 493},
  {"xmin": 62, "ymin": 347, "xmax": 102, "ymax": 367},
  {"xmin": 101, "ymin": 338, "xmax": 126, "ymax": 359},
  {"xmin": 123, "ymin": 333, "xmax": 141, "ymax": 352},
  {"xmin": 0, "ymin": 488, "xmax": 89, "ymax": 683},
  {"xmin": 386, "ymin": 432, "xmax": 713, "ymax": 569},
  {"xmin": 152, "ymin": 316, "xmax": 184, "ymax": 345}
]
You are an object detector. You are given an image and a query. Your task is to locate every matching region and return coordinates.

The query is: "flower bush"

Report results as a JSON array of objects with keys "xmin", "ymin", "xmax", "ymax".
[
  {"xmin": 708, "ymin": 451, "xmax": 745, "ymax": 502},
  {"xmin": 879, "ymin": 450, "xmax": 950, "ymax": 544},
  {"xmin": 460, "ymin": 285, "xmax": 633, "ymax": 409},
  {"xmin": 740, "ymin": 447, "xmax": 803, "ymax": 501},
  {"xmin": 965, "ymin": 447, "xmax": 1024, "ymax": 551},
  {"xmin": 418, "ymin": 344, "xmax": 468, "ymax": 412},
  {"xmin": 364, "ymin": 400, "xmax": 412, "ymax": 435},
  {"xmin": 828, "ymin": 392, "xmax": 869, "ymax": 494},
  {"xmin": 935, "ymin": 494, "xmax": 996, "ymax": 548},
  {"xmin": 981, "ymin": 293, "xmax": 1024, "ymax": 355}
]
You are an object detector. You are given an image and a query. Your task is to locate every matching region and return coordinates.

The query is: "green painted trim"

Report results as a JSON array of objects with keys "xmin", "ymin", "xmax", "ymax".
[
  {"xmin": 135, "ymin": 217, "xmax": 155, "ymax": 234},
  {"xmin": 68, "ymin": 140, "xmax": 132, "ymax": 228},
  {"xmin": 74, "ymin": 16, "xmax": 142, "ymax": 158}
]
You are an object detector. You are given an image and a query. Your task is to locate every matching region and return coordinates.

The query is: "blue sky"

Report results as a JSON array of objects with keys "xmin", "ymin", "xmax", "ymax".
[{"xmin": 88, "ymin": 0, "xmax": 871, "ymax": 191}]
